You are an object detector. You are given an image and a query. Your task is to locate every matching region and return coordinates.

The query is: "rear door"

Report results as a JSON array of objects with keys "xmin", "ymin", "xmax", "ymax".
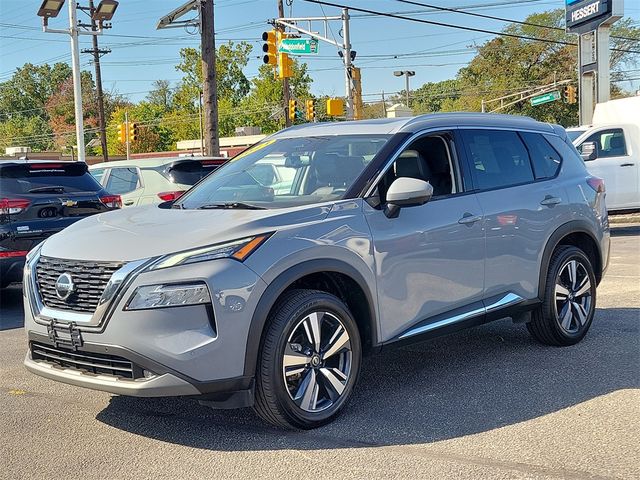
[
  {"xmin": 459, "ymin": 128, "xmax": 567, "ymax": 303},
  {"xmin": 104, "ymin": 167, "xmax": 142, "ymax": 207},
  {"xmin": 577, "ymin": 127, "xmax": 638, "ymax": 210}
]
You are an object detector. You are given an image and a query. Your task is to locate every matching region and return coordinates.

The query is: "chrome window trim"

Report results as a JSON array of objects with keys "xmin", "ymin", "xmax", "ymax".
[
  {"xmin": 27, "ymin": 250, "xmax": 152, "ymax": 328},
  {"xmin": 363, "ymin": 127, "xmax": 460, "ymax": 199}
]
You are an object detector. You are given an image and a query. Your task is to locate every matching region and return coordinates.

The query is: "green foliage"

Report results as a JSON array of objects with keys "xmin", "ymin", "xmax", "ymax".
[{"xmin": 0, "ymin": 116, "xmax": 53, "ymax": 151}]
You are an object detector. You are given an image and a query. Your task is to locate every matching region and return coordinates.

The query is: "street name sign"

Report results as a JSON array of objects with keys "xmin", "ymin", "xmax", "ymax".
[
  {"xmin": 278, "ymin": 38, "xmax": 319, "ymax": 55},
  {"xmin": 530, "ymin": 91, "xmax": 561, "ymax": 106}
]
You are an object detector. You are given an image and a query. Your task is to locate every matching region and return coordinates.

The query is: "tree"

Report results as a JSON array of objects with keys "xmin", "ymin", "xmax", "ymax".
[
  {"xmin": 0, "ymin": 116, "xmax": 53, "ymax": 151},
  {"xmin": 146, "ymin": 80, "xmax": 174, "ymax": 111}
]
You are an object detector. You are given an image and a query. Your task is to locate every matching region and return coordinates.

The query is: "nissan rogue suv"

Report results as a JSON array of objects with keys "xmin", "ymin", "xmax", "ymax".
[{"xmin": 23, "ymin": 114, "xmax": 609, "ymax": 429}]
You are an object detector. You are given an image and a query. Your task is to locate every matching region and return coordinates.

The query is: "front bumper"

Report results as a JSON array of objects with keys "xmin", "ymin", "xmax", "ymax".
[{"xmin": 23, "ymin": 253, "xmax": 267, "ymax": 405}]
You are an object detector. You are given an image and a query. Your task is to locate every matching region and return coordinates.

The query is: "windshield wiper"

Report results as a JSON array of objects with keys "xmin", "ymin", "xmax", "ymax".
[
  {"xmin": 198, "ymin": 202, "xmax": 267, "ymax": 210},
  {"xmin": 28, "ymin": 186, "xmax": 67, "ymax": 193}
]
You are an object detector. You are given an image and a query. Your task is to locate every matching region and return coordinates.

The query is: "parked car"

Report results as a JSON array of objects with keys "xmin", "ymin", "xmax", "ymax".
[
  {"xmin": 0, "ymin": 160, "xmax": 120, "ymax": 288},
  {"xmin": 23, "ymin": 114, "xmax": 609, "ymax": 429},
  {"xmin": 571, "ymin": 97, "xmax": 640, "ymax": 212},
  {"xmin": 89, "ymin": 156, "xmax": 226, "ymax": 207}
]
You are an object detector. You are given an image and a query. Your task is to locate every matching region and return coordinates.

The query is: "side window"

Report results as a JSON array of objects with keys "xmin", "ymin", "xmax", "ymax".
[
  {"xmin": 579, "ymin": 128, "xmax": 627, "ymax": 158},
  {"xmin": 105, "ymin": 167, "xmax": 140, "ymax": 195},
  {"xmin": 520, "ymin": 132, "xmax": 562, "ymax": 180},
  {"xmin": 90, "ymin": 168, "xmax": 106, "ymax": 185},
  {"xmin": 462, "ymin": 129, "xmax": 534, "ymax": 190}
]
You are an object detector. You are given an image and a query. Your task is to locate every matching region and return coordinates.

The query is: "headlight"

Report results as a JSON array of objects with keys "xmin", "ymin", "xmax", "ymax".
[
  {"xmin": 148, "ymin": 234, "xmax": 271, "ymax": 271},
  {"xmin": 125, "ymin": 282, "xmax": 211, "ymax": 310}
]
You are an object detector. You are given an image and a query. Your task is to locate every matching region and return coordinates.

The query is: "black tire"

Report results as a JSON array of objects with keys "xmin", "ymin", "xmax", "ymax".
[
  {"xmin": 254, "ymin": 289, "xmax": 362, "ymax": 429},
  {"xmin": 527, "ymin": 245, "xmax": 597, "ymax": 346}
]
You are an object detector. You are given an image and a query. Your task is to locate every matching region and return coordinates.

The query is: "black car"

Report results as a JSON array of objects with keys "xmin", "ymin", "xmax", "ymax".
[{"xmin": 0, "ymin": 160, "xmax": 121, "ymax": 288}]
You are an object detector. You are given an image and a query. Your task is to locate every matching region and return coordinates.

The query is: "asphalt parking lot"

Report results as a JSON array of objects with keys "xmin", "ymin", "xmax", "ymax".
[{"xmin": 1, "ymin": 225, "xmax": 638, "ymax": 480}]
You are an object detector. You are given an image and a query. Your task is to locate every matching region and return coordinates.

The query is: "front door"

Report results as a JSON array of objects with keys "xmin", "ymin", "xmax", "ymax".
[{"xmin": 364, "ymin": 132, "xmax": 485, "ymax": 342}]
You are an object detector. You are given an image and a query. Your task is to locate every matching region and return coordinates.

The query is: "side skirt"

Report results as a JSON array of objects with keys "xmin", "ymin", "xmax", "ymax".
[{"xmin": 383, "ymin": 293, "xmax": 541, "ymax": 349}]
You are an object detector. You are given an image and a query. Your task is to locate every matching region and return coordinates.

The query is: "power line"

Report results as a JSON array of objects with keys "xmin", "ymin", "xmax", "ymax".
[
  {"xmin": 394, "ymin": 0, "xmax": 640, "ymax": 43},
  {"xmin": 302, "ymin": 0, "xmax": 640, "ymax": 55}
]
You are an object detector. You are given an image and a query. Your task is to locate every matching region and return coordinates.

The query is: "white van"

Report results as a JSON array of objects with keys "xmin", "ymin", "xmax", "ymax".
[{"xmin": 573, "ymin": 97, "xmax": 640, "ymax": 212}]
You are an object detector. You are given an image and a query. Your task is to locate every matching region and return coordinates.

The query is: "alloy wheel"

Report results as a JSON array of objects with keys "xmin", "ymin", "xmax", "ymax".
[
  {"xmin": 282, "ymin": 311, "xmax": 353, "ymax": 413},
  {"xmin": 554, "ymin": 259, "xmax": 593, "ymax": 334}
]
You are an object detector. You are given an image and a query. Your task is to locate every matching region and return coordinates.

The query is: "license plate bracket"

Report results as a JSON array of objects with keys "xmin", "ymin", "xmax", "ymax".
[{"xmin": 47, "ymin": 320, "xmax": 83, "ymax": 350}]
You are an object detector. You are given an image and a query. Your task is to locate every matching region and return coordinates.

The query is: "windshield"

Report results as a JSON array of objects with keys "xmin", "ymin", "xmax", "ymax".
[
  {"xmin": 178, "ymin": 134, "xmax": 390, "ymax": 209},
  {"xmin": 566, "ymin": 129, "xmax": 586, "ymax": 142}
]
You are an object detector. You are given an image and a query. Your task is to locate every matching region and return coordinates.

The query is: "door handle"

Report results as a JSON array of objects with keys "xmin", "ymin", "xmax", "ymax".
[
  {"xmin": 620, "ymin": 163, "xmax": 635, "ymax": 167},
  {"xmin": 124, "ymin": 200, "xmax": 134, "ymax": 206},
  {"xmin": 540, "ymin": 195, "xmax": 561, "ymax": 206},
  {"xmin": 458, "ymin": 213, "xmax": 482, "ymax": 225}
]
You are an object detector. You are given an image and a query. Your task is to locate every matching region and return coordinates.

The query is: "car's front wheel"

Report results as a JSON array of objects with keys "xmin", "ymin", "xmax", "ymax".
[
  {"xmin": 527, "ymin": 245, "xmax": 597, "ymax": 346},
  {"xmin": 254, "ymin": 289, "xmax": 361, "ymax": 429}
]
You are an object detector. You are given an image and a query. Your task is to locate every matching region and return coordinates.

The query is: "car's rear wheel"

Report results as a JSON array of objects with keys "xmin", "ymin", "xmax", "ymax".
[
  {"xmin": 527, "ymin": 245, "xmax": 597, "ymax": 346},
  {"xmin": 254, "ymin": 289, "xmax": 361, "ymax": 429}
]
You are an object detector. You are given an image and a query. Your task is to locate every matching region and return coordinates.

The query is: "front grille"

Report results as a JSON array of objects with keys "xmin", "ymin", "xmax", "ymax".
[
  {"xmin": 36, "ymin": 256, "xmax": 123, "ymax": 313},
  {"xmin": 30, "ymin": 342, "xmax": 139, "ymax": 379}
]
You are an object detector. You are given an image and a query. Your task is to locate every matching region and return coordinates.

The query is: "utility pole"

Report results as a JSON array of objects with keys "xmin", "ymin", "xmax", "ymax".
[
  {"xmin": 342, "ymin": 8, "xmax": 353, "ymax": 120},
  {"xmin": 200, "ymin": 0, "xmax": 220, "ymax": 156},
  {"xmin": 278, "ymin": 0, "xmax": 292, "ymax": 127},
  {"xmin": 83, "ymin": 0, "xmax": 109, "ymax": 162}
]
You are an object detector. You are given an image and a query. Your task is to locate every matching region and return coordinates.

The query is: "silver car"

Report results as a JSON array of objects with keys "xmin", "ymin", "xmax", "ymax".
[{"xmin": 23, "ymin": 113, "xmax": 609, "ymax": 429}]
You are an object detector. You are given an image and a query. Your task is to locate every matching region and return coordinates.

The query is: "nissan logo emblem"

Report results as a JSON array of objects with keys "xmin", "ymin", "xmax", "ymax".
[{"xmin": 55, "ymin": 273, "xmax": 75, "ymax": 301}]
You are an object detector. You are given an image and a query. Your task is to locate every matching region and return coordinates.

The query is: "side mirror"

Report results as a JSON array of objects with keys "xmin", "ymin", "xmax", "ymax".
[
  {"xmin": 384, "ymin": 177, "xmax": 433, "ymax": 218},
  {"xmin": 158, "ymin": 200, "xmax": 174, "ymax": 209},
  {"xmin": 580, "ymin": 142, "xmax": 597, "ymax": 161}
]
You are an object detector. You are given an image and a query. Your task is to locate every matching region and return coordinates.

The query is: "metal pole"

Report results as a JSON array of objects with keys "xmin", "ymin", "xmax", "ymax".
[
  {"xmin": 405, "ymin": 73, "xmax": 410, "ymax": 108},
  {"xmin": 481, "ymin": 99, "xmax": 485, "ymax": 113},
  {"xmin": 382, "ymin": 90, "xmax": 387, "ymax": 117},
  {"xmin": 198, "ymin": 92, "xmax": 204, "ymax": 155},
  {"xmin": 68, "ymin": 1, "xmax": 85, "ymax": 162},
  {"xmin": 125, "ymin": 111, "xmax": 130, "ymax": 161},
  {"xmin": 596, "ymin": 25, "xmax": 611, "ymax": 104},
  {"xmin": 88, "ymin": 0, "xmax": 108, "ymax": 162},
  {"xmin": 342, "ymin": 8, "xmax": 354, "ymax": 120},
  {"xmin": 278, "ymin": 0, "xmax": 292, "ymax": 128}
]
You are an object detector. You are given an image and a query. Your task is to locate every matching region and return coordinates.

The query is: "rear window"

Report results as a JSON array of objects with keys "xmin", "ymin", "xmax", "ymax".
[
  {"xmin": 163, "ymin": 160, "xmax": 223, "ymax": 186},
  {"xmin": 0, "ymin": 162, "xmax": 102, "ymax": 194}
]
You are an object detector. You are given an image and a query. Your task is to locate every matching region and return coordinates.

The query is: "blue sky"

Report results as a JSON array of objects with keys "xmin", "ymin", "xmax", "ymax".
[{"xmin": 1, "ymin": 0, "xmax": 638, "ymax": 104}]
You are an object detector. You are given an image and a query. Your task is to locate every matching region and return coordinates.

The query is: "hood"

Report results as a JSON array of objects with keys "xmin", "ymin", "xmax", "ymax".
[{"xmin": 41, "ymin": 204, "xmax": 332, "ymax": 262}]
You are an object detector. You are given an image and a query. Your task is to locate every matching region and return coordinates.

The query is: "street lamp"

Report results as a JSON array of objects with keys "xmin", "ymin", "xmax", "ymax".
[
  {"xmin": 394, "ymin": 70, "xmax": 416, "ymax": 108},
  {"xmin": 92, "ymin": 0, "xmax": 119, "ymax": 22},
  {"xmin": 37, "ymin": 0, "xmax": 65, "ymax": 18}
]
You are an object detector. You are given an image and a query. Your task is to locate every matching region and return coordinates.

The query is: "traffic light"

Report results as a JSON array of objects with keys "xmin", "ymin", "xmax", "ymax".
[
  {"xmin": 565, "ymin": 85, "xmax": 577, "ymax": 104},
  {"xmin": 305, "ymin": 99, "xmax": 315, "ymax": 121},
  {"xmin": 129, "ymin": 122, "xmax": 139, "ymax": 142},
  {"xmin": 262, "ymin": 30, "xmax": 277, "ymax": 66},
  {"xmin": 326, "ymin": 98, "xmax": 344, "ymax": 117},
  {"xmin": 118, "ymin": 123, "xmax": 127, "ymax": 143},
  {"xmin": 278, "ymin": 52, "xmax": 293, "ymax": 79},
  {"xmin": 288, "ymin": 99, "xmax": 297, "ymax": 122}
]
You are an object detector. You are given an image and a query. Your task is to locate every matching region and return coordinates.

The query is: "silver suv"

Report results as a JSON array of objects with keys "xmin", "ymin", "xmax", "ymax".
[{"xmin": 23, "ymin": 113, "xmax": 609, "ymax": 429}]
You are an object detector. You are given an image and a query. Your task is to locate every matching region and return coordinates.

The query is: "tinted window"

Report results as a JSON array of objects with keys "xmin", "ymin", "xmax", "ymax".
[
  {"xmin": 165, "ymin": 160, "xmax": 221, "ymax": 186},
  {"xmin": 0, "ymin": 162, "xmax": 102, "ymax": 194},
  {"xmin": 90, "ymin": 168, "xmax": 106, "ymax": 185},
  {"xmin": 566, "ymin": 130, "xmax": 586, "ymax": 142},
  {"xmin": 579, "ymin": 128, "xmax": 627, "ymax": 158},
  {"xmin": 462, "ymin": 130, "xmax": 534, "ymax": 190},
  {"xmin": 105, "ymin": 167, "xmax": 139, "ymax": 194},
  {"xmin": 520, "ymin": 132, "xmax": 561, "ymax": 179}
]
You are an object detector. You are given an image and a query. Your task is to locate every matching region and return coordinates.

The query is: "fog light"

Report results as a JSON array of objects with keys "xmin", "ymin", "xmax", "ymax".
[{"xmin": 125, "ymin": 282, "xmax": 211, "ymax": 310}]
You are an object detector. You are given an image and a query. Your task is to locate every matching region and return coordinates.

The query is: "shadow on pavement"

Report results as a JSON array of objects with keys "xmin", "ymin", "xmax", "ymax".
[
  {"xmin": 0, "ymin": 285, "xmax": 23, "ymax": 331},
  {"xmin": 610, "ymin": 225, "xmax": 640, "ymax": 237},
  {"xmin": 96, "ymin": 306, "xmax": 639, "ymax": 450}
]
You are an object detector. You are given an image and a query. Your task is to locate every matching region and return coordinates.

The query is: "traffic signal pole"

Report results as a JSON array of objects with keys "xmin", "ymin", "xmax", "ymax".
[
  {"xmin": 68, "ymin": 1, "xmax": 86, "ymax": 162},
  {"xmin": 125, "ymin": 111, "xmax": 130, "ymax": 161},
  {"xmin": 342, "ymin": 8, "xmax": 354, "ymax": 120},
  {"xmin": 277, "ymin": 0, "xmax": 292, "ymax": 127}
]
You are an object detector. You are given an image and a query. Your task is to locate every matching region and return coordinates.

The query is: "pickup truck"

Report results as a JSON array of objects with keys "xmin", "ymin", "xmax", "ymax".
[{"xmin": 571, "ymin": 97, "xmax": 640, "ymax": 213}]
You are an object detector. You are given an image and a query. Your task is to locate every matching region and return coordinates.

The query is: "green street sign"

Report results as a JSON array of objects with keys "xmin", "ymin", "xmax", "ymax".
[
  {"xmin": 278, "ymin": 38, "xmax": 319, "ymax": 55},
  {"xmin": 530, "ymin": 90, "xmax": 561, "ymax": 106}
]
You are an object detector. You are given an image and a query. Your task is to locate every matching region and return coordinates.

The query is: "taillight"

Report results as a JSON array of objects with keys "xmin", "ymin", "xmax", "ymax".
[
  {"xmin": 587, "ymin": 176, "xmax": 605, "ymax": 193},
  {"xmin": 0, "ymin": 198, "xmax": 31, "ymax": 215},
  {"xmin": 0, "ymin": 250, "xmax": 28, "ymax": 258},
  {"xmin": 157, "ymin": 191, "xmax": 185, "ymax": 201},
  {"xmin": 100, "ymin": 195, "xmax": 122, "ymax": 209},
  {"xmin": 29, "ymin": 163, "xmax": 63, "ymax": 170}
]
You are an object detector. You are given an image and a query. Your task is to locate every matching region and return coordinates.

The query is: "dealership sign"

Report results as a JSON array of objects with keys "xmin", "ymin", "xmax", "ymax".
[{"xmin": 565, "ymin": 0, "xmax": 622, "ymax": 34}]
